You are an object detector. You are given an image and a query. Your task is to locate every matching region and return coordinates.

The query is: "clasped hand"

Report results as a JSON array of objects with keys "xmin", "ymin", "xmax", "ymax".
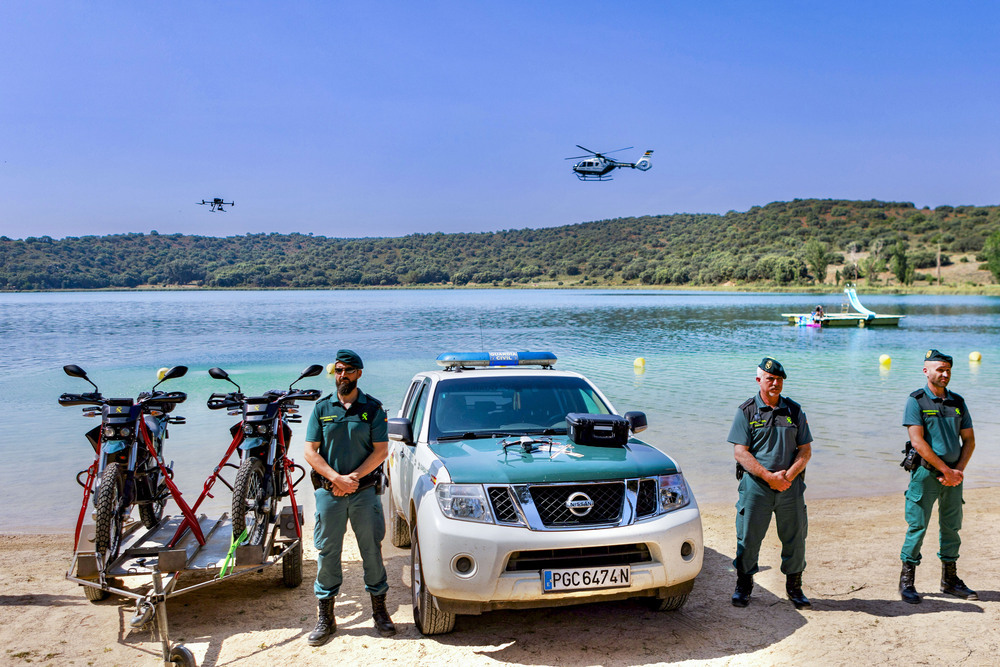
[
  {"xmin": 938, "ymin": 468, "xmax": 963, "ymax": 487},
  {"xmin": 766, "ymin": 470, "xmax": 792, "ymax": 492},
  {"xmin": 330, "ymin": 472, "xmax": 360, "ymax": 496}
]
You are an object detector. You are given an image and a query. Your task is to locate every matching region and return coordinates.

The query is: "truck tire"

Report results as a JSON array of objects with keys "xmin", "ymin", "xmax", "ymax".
[
  {"xmin": 411, "ymin": 525, "xmax": 456, "ymax": 635},
  {"xmin": 387, "ymin": 484, "xmax": 410, "ymax": 548},
  {"xmin": 648, "ymin": 592, "xmax": 689, "ymax": 611}
]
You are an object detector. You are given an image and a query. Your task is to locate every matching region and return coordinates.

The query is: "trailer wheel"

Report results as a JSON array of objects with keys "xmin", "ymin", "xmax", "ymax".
[
  {"xmin": 282, "ymin": 541, "xmax": 303, "ymax": 588},
  {"xmin": 411, "ymin": 524, "xmax": 456, "ymax": 635},
  {"xmin": 169, "ymin": 644, "xmax": 196, "ymax": 666},
  {"xmin": 231, "ymin": 457, "xmax": 267, "ymax": 545},
  {"xmin": 94, "ymin": 463, "xmax": 125, "ymax": 565},
  {"xmin": 83, "ymin": 584, "xmax": 109, "ymax": 602}
]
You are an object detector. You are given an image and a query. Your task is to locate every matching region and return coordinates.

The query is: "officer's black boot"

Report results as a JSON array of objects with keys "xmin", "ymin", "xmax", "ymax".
[
  {"xmin": 371, "ymin": 593, "xmax": 397, "ymax": 637},
  {"xmin": 941, "ymin": 561, "xmax": 978, "ymax": 600},
  {"xmin": 899, "ymin": 562, "xmax": 921, "ymax": 604},
  {"xmin": 785, "ymin": 572, "xmax": 812, "ymax": 610},
  {"xmin": 731, "ymin": 572, "xmax": 753, "ymax": 607},
  {"xmin": 307, "ymin": 598, "xmax": 336, "ymax": 646}
]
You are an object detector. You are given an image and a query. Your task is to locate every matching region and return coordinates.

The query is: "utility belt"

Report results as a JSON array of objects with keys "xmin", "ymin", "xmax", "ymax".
[
  {"xmin": 311, "ymin": 466, "xmax": 385, "ymax": 495},
  {"xmin": 900, "ymin": 441, "xmax": 955, "ymax": 473}
]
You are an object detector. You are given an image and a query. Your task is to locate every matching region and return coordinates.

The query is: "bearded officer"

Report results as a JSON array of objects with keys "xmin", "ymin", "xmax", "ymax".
[
  {"xmin": 303, "ymin": 349, "xmax": 396, "ymax": 645},
  {"xmin": 728, "ymin": 357, "xmax": 813, "ymax": 609},
  {"xmin": 898, "ymin": 349, "xmax": 977, "ymax": 603}
]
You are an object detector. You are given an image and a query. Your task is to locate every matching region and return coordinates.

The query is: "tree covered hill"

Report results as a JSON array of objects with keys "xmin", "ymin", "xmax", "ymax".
[{"xmin": 3, "ymin": 199, "xmax": 999, "ymax": 290}]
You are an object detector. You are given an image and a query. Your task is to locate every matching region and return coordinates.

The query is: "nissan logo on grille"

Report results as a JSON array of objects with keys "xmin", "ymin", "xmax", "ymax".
[{"xmin": 566, "ymin": 491, "xmax": 595, "ymax": 516}]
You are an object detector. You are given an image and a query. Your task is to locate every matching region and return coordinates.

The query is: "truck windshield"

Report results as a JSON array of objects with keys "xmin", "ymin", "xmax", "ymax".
[{"xmin": 429, "ymin": 375, "xmax": 611, "ymax": 441}]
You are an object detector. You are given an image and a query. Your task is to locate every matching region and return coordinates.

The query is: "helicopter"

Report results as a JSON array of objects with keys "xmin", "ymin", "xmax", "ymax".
[
  {"xmin": 198, "ymin": 198, "xmax": 235, "ymax": 212},
  {"xmin": 566, "ymin": 146, "xmax": 653, "ymax": 181}
]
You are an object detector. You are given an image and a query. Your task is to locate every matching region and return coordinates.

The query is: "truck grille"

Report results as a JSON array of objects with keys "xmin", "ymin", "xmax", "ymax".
[
  {"xmin": 636, "ymin": 479, "xmax": 658, "ymax": 518},
  {"xmin": 488, "ymin": 486, "xmax": 520, "ymax": 523},
  {"xmin": 530, "ymin": 482, "xmax": 624, "ymax": 526},
  {"xmin": 505, "ymin": 543, "xmax": 652, "ymax": 572}
]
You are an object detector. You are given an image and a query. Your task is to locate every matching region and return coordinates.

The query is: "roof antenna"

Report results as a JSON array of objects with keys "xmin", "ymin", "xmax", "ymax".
[{"xmin": 478, "ymin": 315, "xmax": 486, "ymax": 351}]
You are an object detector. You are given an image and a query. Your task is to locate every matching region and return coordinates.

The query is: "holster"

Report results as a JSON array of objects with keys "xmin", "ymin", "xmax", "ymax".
[
  {"xmin": 735, "ymin": 462, "xmax": 746, "ymax": 480},
  {"xmin": 900, "ymin": 441, "xmax": 923, "ymax": 472}
]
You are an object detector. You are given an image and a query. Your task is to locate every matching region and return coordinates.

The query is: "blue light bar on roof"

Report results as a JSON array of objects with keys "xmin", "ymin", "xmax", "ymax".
[{"xmin": 436, "ymin": 351, "xmax": 557, "ymax": 368}]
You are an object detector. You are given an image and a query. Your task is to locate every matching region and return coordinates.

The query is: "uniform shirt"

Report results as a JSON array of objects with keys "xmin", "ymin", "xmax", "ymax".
[
  {"xmin": 305, "ymin": 390, "xmax": 389, "ymax": 475},
  {"xmin": 727, "ymin": 394, "xmax": 812, "ymax": 472},
  {"xmin": 903, "ymin": 387, "xmax": 972, "ymax": 464}
]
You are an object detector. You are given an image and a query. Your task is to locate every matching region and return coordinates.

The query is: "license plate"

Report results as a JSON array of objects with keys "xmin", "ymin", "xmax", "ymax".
[{"xmin": 542, "ymin": 566, "xmax": 630, "ymax": 592}]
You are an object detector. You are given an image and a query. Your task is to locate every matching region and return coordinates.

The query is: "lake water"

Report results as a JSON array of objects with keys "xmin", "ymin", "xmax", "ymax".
[{"xmin": 2, "ymin": 289, "xmax": 998, "ymax": 532}]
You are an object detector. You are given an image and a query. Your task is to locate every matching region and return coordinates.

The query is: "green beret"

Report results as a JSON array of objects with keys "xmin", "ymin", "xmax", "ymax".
[
  {"xmin": 759, "ymin": 356, "xmax": 787, "ymax": 379},
  {"xmin": 336, "ymin": 349, "xmax": 364, "ymax": 369},
  {"xmin": 924, "ymin": 349, "xmax": 953, "ymax": 365}
]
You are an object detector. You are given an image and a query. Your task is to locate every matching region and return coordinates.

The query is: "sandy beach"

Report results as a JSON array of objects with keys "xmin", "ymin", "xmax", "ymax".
[{"xmin": 2, "ymin": 488, "xmax": 998, "ymax": 666}]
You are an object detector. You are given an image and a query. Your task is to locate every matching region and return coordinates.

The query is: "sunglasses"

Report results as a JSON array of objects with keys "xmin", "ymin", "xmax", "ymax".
[{"xmin": 334, "ymin": 367, "xmax": 360, "ymax": 375}]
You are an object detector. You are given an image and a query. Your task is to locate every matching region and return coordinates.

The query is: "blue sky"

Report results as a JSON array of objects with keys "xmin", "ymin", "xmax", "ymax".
[{"xmin": 2, "ymin": 1, "xmax": 999, "ymax": 240}]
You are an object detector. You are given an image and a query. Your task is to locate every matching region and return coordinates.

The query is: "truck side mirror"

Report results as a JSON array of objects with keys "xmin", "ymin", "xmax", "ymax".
[
  {"xmin": 624, "ymin": 411, "xmax": 647, "ymax": 434},
  {"xmin": 388, "ymin": 417, "xmax": 414, "ymax": 445}
]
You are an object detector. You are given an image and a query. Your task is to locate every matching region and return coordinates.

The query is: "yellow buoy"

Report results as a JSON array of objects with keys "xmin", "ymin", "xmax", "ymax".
[
  {"xmin": 157, "ymin": 367, "xmax": 169, "ymax": 380},
  {"xmin": 633, "ymin": 357, "xmax": 646, "ymax": 368},
  {"xmin": 879, "ymin": 354, "xmax": 891, "ymax": 367},
  {"xmin": 326, "ymin": 362, "xmax": 337, "ymax": 375},
  {"xmin": 969, "ymin": 351, "xmax": 982, "ymax": 362}
]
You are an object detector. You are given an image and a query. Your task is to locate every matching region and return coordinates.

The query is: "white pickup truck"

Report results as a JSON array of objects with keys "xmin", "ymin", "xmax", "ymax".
[{"xmin": 386, "ymin": 351, "xmax": 703, "ymax": 634}]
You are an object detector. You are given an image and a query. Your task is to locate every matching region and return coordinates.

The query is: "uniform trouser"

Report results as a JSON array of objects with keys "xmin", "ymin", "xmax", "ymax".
[
  {"xmin": 900, "ymin": 466, "xmax": 963, "ymax": 565},
  {"xmin": 313, "ymin": 486, "xmax": 389, "ymax": 599},
  {"xmin": 733, "ymin": 474, "xmax": 807, "ymax": 576}
]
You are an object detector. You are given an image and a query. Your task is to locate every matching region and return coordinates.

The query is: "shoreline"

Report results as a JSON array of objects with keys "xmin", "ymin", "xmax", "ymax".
[
  {"xmin": 3, "ymin": 488, "xmax": 998, "ymax": 665},
  {"xmin": 3, "ymin": 284, "xmax": 999, "ymax": 295}
]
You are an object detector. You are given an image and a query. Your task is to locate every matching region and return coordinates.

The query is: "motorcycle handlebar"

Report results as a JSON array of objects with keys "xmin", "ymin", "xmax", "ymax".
[
  {"xmin": 207, "ymin": 392, "xmax": 243, "ymax": 410},
  {"xmin": 58, "ymin": 392, "xmax": 103, "ymax": 407}
]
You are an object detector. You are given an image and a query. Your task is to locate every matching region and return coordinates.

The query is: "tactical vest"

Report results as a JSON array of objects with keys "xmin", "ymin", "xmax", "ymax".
[{"xmin": 736, "ymin": 396, "xmax": 803, "ymax": 474}]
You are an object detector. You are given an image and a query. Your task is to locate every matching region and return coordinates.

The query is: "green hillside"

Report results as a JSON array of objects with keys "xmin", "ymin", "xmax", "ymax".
[{"xmin": 3, "ymin": 199, "xmax": 999, "ymax": 290}]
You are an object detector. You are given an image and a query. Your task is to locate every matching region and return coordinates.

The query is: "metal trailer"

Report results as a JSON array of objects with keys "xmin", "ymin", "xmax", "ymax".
[
  {"xmin": 67, "ymin": 506, "xmax": 303, "ymax": 667},
  {"xmin": 67, "ymin": 418, "xmax": 308, "ymax": 667}
]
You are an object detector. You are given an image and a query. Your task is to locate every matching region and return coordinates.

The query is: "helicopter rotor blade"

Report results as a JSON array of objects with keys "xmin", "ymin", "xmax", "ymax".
[{"xmin": 603, "ymin": 146, "xmax": 634, "ymax": 155}]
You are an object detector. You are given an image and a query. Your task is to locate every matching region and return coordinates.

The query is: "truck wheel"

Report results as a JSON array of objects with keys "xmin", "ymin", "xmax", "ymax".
[
  {"xmin": 282, "ymin": 541, "xmax": 303, "ymax": 588},
  {"xmin": 411, "ymin": 525, "xmax": 456, "ymax": 635},
  {"xmin": 648, "ymin": 592, "xmax": 689, "ymax": 611},
  {"xmin": 387, "ymin": 484, "xmax": 410, "ymax": 548}
]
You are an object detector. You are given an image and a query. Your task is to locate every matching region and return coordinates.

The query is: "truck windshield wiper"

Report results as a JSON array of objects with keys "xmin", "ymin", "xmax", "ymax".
[{"xmin": 436, "ymin": 431, "xmax": 516, "ymax": 442}]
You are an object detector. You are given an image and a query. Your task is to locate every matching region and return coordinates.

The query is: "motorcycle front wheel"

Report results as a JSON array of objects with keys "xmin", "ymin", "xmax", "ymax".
[
  {"xmin": 232, "ymin": 457, "xmax": 268, "ymax": 546},
  {"xmin": 94, "ymin": 463, "xmax": 126, "ymax": 565}
]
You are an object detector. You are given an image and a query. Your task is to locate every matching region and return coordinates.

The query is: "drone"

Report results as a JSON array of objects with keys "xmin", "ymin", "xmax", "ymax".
[
  {"xmin": 198, "ymin": 198, "xmax": 235, "ymax": 212},
  {"xmin": 566, "ymin": 146, "xmax": 653, "ymax": 181}
]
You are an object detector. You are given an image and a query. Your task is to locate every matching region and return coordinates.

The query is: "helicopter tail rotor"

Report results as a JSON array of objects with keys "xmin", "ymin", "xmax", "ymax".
[{"xmin": 635, "ymin": 150, "xmax": 653, "ymax": 171}]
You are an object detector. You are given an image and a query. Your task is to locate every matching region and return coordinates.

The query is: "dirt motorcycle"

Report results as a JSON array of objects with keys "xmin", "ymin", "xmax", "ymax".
[
  {"xmin": 58, "ymin": 365, "xmax": 188, "ymax": 584},
  {"xmin": 205, "ymin": 365, "xmax": 322, "ymax": 584}
]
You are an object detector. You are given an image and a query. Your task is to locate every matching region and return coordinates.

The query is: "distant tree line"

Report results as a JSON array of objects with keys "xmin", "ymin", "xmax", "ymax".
[{"xmin": 2, "ymin": 199, "xmax": 999, "ymax": 290}]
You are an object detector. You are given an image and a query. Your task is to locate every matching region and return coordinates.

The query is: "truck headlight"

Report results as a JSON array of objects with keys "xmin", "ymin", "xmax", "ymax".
[
  {"xmin": 657, "ymin": 474, "xmax": 690, "ymax": 513},
  {"xmin": 436, "ymin": 484, "xmax": 494, "ymax": 523}
]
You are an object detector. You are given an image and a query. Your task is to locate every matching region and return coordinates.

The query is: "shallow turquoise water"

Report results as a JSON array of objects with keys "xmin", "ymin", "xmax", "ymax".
[{"xmin": 2, "ymin": 289, "xmax": 998, "ymax": 531}]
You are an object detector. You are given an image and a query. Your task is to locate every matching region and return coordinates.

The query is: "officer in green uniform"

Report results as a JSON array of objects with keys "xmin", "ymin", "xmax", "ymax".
[
  {"xmin": 303, "ymin": 349, "xmax": 396, "ymax": 645},
  {"xmin": 728, "ymin": 357, "xmax": 813, "ymax": 609},
  {"xmin": 898, "ymin": 349, "xmax": 977, "ymax": 604}
]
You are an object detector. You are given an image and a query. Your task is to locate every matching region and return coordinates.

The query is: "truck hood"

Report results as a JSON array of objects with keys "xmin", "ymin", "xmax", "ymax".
[{"xmin": 428, "ymin": 437, "xmax": 679, "ymax": 484}]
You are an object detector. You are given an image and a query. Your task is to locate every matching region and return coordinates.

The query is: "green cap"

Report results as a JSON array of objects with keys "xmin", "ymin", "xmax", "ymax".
[
  {"xmin": 336, "ymin": 349, "xmax": 364, "ymax": 369},
  {"xmin": 759, "ymin": 357, "xmax": 787, "ymax": 378},
  {"xmin": 924, "ymin": 349, "xmax": 953, "ymax": 365}
]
